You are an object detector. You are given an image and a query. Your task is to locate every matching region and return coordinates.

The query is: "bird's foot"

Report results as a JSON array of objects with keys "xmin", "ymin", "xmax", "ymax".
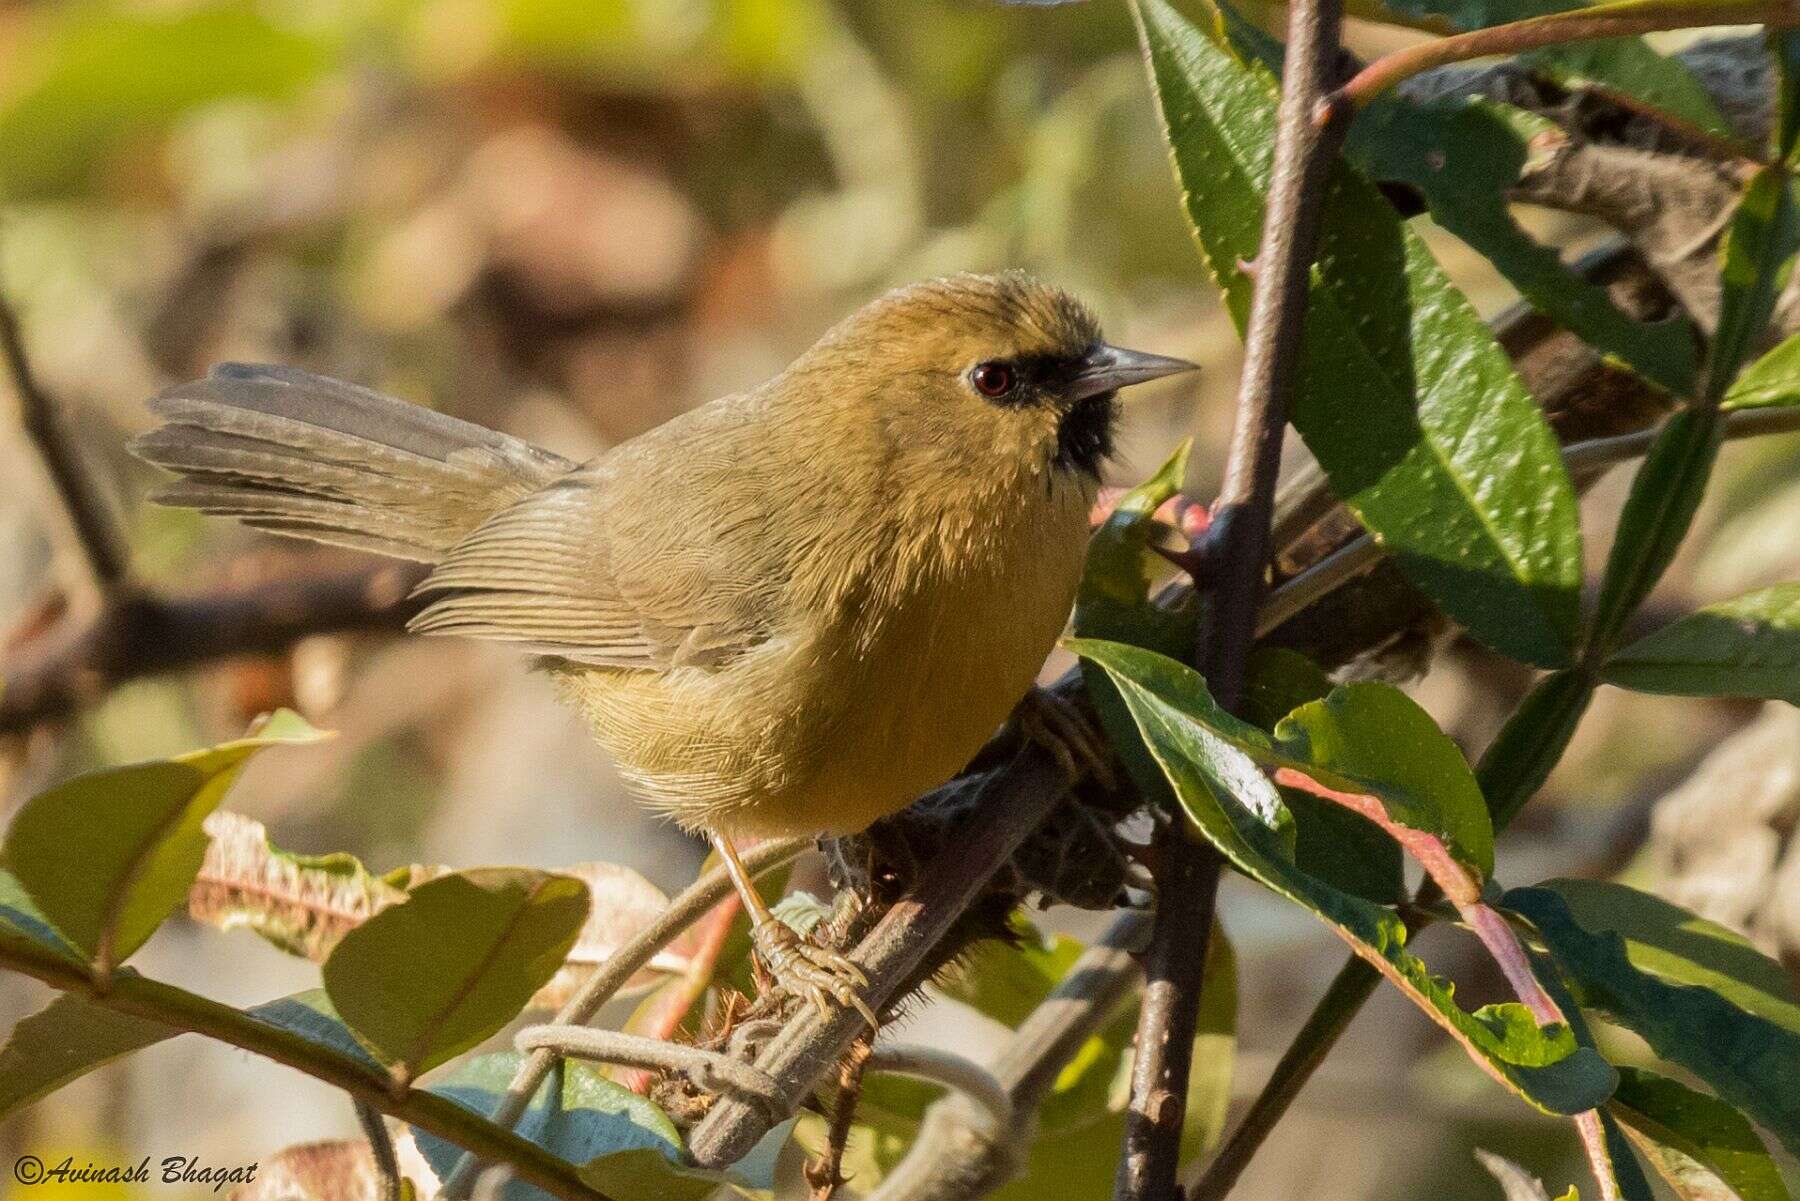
[
  {"xmin": 751, "ymin": 918, "xmax": 877, "ymax": 1028},
  {"xmin": 1015, "ymin": 686, "xmax": 1119, "ymax": 791}
]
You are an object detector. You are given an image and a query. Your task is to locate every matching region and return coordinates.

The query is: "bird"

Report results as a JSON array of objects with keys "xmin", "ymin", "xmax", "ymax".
[{"xmin": 131, "ymin": 271, "xmax": 1195, "ymax": 1023}]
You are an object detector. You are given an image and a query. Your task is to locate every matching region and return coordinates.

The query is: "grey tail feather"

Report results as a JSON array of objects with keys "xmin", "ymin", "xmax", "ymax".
[{"xmin": 131, "ymin": 363, "xmax": 577, "ymax": 563}]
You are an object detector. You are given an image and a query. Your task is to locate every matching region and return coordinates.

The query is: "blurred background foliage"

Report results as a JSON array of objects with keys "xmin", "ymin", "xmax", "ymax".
[{"xmin": 1, "ymin": 1, "xmax": 1797, "ymax": 1198}]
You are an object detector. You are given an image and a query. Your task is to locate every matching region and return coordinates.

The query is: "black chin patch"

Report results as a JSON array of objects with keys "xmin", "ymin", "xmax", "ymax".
[{"xmin": 1055, "ymin": 392, "xmax": 1119, "ymax": 479}]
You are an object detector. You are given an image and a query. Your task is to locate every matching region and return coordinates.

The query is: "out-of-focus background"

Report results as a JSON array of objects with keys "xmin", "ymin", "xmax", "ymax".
[{"xmin": 2, "ymin": 2, "xmax": 1797, "ymax": 1198}]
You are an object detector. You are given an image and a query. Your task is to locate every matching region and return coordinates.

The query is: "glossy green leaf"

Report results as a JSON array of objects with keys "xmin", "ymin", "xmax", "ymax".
[
  {"xmin": 1137, "ymin": 0, "xmax": 1583, "ymax": 666},
  {"xmin": 1589, "ymin": 409, "xmax": 1723, "ymax": 656},
  {"xmin": 323, "ymin": 869, "xmax": 590, "ymax": 1080},
  {"xmin": 408, "ymin": 1053, "xmax": 716, "ymax": 1201},
  {"xmin": 1722, "ymin": 333, "xmax": 1800, "ymax": 410},
  {"xmin": 1610, "ymin": 1068, "xmax": 1793, "ymax": 1201},
  {"xmin": 1070, "ymin": 638, "xmax": 1615, "ymax": 1114},
  {"xmin": 1507, "ymin": 885, "xmax": 1800, "ymax": 1155},
  {"xmin": 1709, "ymin": 165, "xmax": 1800, "ymax": 402},
  {"xmin": 0, "ymin": 988, "xmax": 172, "ymax": 1118},
  {"xmin": 1, "ymin": 710, "xmax": 326, "ymax": 975},
  {"xmin": 1350, "ymin": 95, "xmax": 1696, "ymax": 396},
  {"xmin": 1275, "ymin": 682, "xmax": 1494, "ymax": 879},
  {"xmin": 1604, "ymin": 582, "xmax": 1800, "ymax": 704}
]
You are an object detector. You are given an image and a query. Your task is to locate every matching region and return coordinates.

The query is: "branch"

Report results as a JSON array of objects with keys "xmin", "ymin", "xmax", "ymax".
[
  {"xmin": 0, "ymin": 287, "xmax": 132, "ymax": 598},
  {"xmin": 513, "ymin": 1026, "xmax": 785, "ymax": 1115},
  {"xmin": 0, "ymin": 933, "xmax": 613, "ymax": 1201},
  {"xmin": 0, "ymin": 558, "xmax": 427, "ymax": 734},
  {"xmin": 439, "ymin": 835, "xmax": 810, "ymax": 1200},
  {"xmin": 685, "ymin": 750, "xmax": 1072, "ymax": 1168},
  {"xmin": 1117, "ymin": 0, "xmax": 1347, "ymax": 1195}
]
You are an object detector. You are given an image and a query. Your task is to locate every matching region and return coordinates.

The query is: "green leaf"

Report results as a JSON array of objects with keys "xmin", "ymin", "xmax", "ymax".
[
  {"xmin": 0, "ymin": 2, "xmax": 333, "ymax": 200},
  {"xmin": 1610, "ymin": 1068, "xmax": 1793, "ymax": 1201},
  {"xmin": 1275, "ymin": 682, "xmax": 1494, "ymax": 879},
  {"xmin": 1507, "ymin": 885, "xmax": 1800, "ymax": 1155},
  {"xmin": 1588, "ymin": 409, "xmax": 1723, "ymax": 656},
  {"xmin": 408, "ymin": 1053, "xmax": 697, "ymax": 1201},
  {"xmin": 1525, "ymin": 879, "xmax": 1800, "ymax": 1034},
  {"xmin": 245, "ymin": 988, "xmax": 384, "ymax": 1073},
  {"xmin": 1522, "ymin": 39, "xmax": 1734, "ymax": 141},
  {"xmin": 0, "ymin": 869, "xmax": 79, "ymax": 962},
  {"xmin": 0, "ymin": 988, "xmax": 172, "ymax": 1118},
  {"xmin": 1069, "ymin": 638, "xmax": 1616, "ymax": 1115},
  {"xmin": 1476, "ymin": 669, "xmax": 1595, "ymax": 832},
  {"xmin": 1709, "ymin": 165, "xmax": 1800, "ymax": 402},
  {"xmin": 1137, "ymin": 0, "xmax": 1583, "ymax": 667},
  {"xmin": 1349, "ymin": 94, "xmax": 1696, "ymax": 396},
  {"xmin": 323, "ymin": 869, "xmax": 590, "ymax": 1081},
  {"xmin": 936, "ymin": 914, "xmax": 1084, "ymax": 1028},
  {"xmin": 1777, "ymin": 30, "xmax": 1800, "ymax": 162},
  {"xmin": 1604, "ymin": 582, "xmax": 1800, "ymax": 704},
  {"xmin": 1722, "ymin": 333, "xmax": 1800, "ymax": 410},
  {"xmin": 1, "ymin": 710, "xmax": 327, "ymax": 975}
]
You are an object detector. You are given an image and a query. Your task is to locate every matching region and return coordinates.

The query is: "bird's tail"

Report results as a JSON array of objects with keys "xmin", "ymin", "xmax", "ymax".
[{"xmin": 131, "ymin": 363, "xmax": 576, "ymax": 563}]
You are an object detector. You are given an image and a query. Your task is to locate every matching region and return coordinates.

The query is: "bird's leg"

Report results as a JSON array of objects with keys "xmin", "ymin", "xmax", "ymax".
[
  {"xmin": 709, "ymin": 833, "xmax": 878, "ymax": 1028},
  {"xmin": 1013, "ymin": 685, "xmax": 1119, "ymax": 790}
]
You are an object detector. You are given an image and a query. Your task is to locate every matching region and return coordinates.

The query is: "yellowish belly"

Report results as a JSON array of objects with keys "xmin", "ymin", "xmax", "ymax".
[{"xmin": 552, "ymin": 481, "xmax": 1091, "ymax": 838}]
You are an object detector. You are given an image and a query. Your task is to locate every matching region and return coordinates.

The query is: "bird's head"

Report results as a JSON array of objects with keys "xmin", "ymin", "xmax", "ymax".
[{"xmin": 788, "ymin": 272, "xmax": 1196, "ymax": 485}]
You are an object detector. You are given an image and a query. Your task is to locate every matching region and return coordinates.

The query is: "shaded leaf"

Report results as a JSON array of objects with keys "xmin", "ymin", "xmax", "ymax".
[
  {"xmin": 1070, "ymin": 638, "xmax": 1615, "ymax": 1114},
  {"xmin": 323, "ymin": 869, "xmax": 589, "ymax": 1080},
  {"xmin": 1, "ymin": 710, "xmax": 326, "ymax": 974},
  {"xmin": 0, "ymin": 868, "xmax": 79, "ymax": 962},
  {"xmin": 1610, "ymin": 1068, "xmax": 1792, "ymax": 1201},
  {"xmin": 1722, "ymin": 333, "xmax": 1800, "ymax": 410},
  {"xmin": 1476, "ymin": 669, "xmax": 1595, "ymax": 832},
  {"xmin": 1588, "ymin": 409, "xmax": 1723, "ymax": 656},
  {"xmin": 936, "ymin": 913, "xmax": 1084, "ymax": 1028},
  {"xmin": 0, "ymin": 988, "xmax": 172, "ymax": 1119},
  {"xmin": 1507, "ymin": 885, "xmax": 1800, "ymax": 1155},
  {"xmin": 1604, "ymin": 582, "xmax": 1800, "ymax": 705},
  {"xmin": 245, "ymin": 988, "xmax": 384, "ymax": 1073},
  {"xmin": 190, "ymin": 811, "xmax": 407, "ymax": 962},
  {"xmin": 1138, "ymin": 0, "xmax": 1583, "ymax": 667}
]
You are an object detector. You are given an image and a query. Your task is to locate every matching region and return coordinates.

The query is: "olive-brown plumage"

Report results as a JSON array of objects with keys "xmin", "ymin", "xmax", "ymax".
[{"xmin": 132, "ymin": 271, "xmax": 1194, "ymax": 1018}]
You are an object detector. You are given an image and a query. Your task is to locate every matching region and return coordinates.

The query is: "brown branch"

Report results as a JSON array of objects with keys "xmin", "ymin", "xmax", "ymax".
[
  {"xmin": 0, "ymin": 559, "xmax": 426, "ymax": 734},
  {"xmin": 0, "ymin": 288, "xmax": 132, "ymax": 597},
  {"xmin": 1116, "ymin": 0, "xmax": 1347, "ymax": 1197}
]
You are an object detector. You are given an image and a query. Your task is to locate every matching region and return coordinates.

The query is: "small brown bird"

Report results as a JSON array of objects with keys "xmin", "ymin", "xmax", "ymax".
[{"xmin": 132, "ymin": 272, "xmax": 1193, "ymax": 1021}]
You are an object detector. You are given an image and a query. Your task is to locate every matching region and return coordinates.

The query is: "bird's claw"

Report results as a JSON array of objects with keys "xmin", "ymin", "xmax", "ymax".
[
  {"xmin": 1015, "ymin": 686, "xmax": 1119, "ymax": 791},
  {"xmin": 751, "ymin": 919, "xmax": 878, "ymax": 1028}
]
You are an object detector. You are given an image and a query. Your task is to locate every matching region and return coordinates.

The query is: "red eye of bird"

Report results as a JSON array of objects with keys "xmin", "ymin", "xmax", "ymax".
[{"xmin": 971, "ymin": 361, "xmax": 1017, "ymax": 398}]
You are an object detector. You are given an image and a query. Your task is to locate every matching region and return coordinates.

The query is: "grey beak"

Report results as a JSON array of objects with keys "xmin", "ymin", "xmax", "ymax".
[{"xmin": 1066, "ymin": 343, "xmax": 1198, "ymax": 401}]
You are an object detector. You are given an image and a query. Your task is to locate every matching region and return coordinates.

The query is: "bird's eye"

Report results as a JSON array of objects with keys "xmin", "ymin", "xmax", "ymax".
[{"xmin": 970, "ymin": 361, "xmax": 1017, "ymax": 398}]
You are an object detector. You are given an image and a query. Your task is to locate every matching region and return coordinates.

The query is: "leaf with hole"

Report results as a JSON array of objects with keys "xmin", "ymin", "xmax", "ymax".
[
  {"xmin": 1, "ymin": 710, "xmax": 326, "ymax": 975},
  {"xmin": 323, "ymin": 869, "xmax": 589, "ymax": 1081},
  {"xmin": 1136, "ymin": 0, "xmax": 1583, "ymax": 666}
]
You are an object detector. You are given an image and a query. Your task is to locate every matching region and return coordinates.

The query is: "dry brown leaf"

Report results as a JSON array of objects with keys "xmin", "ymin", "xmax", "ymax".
[{"xmin": 528, "ymin": 861, "xmax": 692, "ymax": 1011}]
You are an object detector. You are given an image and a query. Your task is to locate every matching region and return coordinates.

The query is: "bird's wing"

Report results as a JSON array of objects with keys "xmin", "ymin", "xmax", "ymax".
[{"xmin": 408, "ymin": 407, "xmax": 784, "ymax": 669}]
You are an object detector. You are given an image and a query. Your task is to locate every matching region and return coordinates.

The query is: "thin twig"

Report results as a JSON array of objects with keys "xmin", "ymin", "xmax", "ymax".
[
  {"xmin": 513, "ymin": 1026, "xmax": 785, "ymax": 1115},
  {"xmin": 1118, "ymin": 0, "xmax": 1347, "ymax": 1195},
  {"xmin": 1338, "ymin": 0, "xmax": 1798, "ymax": 108},
  {"xmin": 0, "ymin": 287, "xmax": 132, "ymax": 597},
  {"xmin": 867, "ymin": 1045, "xmax": 1014, "ymax": 1131},
  {"xmin": 353, "ymin": 1099, "xmax": 404, "ymax": 1201},
  {"xmin": 438, "ymin": 836, "xmax": 810, "ymax": 1199}
]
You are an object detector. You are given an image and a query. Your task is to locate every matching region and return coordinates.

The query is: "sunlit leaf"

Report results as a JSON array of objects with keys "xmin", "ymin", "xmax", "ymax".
[
  {"xmin": 1, "ymin": 710, "xmax": 327, "ymax": 975},
  {"xmin": 1610, "ymin": 1068, "xmax": 1793, "ymax": 1201},
  {"xmin": 1136, "ymin": 0, "xmax": 1583, "ymax": 666},
  {"xmin": 1604, "ymin": 582, "xmax": 1800, "ymax": 704},
  {"xmin": 1709, "ymin": 164, "xmax": 1800, "ymax": 402},
  {"xmin": 1507, "ymin": 884, "xmax": 1800, "ymax": 1155},
  {"xmin": 188, "ymin": 811, "xmax": 407, "ymax": 962},
  {"xmin": 1722, "ymin": 333, "xmax": 1800, "ymax": 410},
  {"xmin": 323, "ymin": 869, "xmax": 589, "ymax": 1081},
  {"xmin": 1069, "ymin": 638, "xmax": 1615, "ymax": 1114}
]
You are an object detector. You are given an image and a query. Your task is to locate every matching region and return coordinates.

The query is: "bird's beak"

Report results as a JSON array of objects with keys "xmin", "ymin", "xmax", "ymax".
[{"xmin": 1066, "ymin": 343, "xmax": 1198, "ymax": 401}]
